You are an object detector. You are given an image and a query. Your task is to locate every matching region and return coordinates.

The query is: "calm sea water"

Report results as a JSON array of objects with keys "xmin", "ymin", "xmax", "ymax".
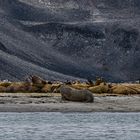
[{"xmin": 0, "ymin": 112, "xmax": 140, "ymax": 140}]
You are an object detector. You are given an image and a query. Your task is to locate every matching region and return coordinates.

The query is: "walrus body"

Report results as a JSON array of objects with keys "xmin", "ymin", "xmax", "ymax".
[{"xmin": 60, "ymin": 85, "xmax": 94, "ymax": 103}]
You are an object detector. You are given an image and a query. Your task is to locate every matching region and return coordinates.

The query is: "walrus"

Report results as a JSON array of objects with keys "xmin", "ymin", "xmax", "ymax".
[
  {"xmin": 26, "ymin": 75, "xmax": 46, "ymax": 85},
  {"xmin": 59, "ymin": 85, "xmax": 94, "ymax": 103}
]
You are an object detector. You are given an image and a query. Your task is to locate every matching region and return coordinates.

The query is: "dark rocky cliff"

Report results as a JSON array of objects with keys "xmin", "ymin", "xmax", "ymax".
[{"xmin": 0, "ymin": 0, "xmax": 140, "ymax": 82}]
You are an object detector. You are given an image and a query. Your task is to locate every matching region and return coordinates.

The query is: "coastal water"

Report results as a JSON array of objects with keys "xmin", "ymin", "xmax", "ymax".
[{"xmin": 0, "ymin": 113, "xmax": 140, "ymax": 140}]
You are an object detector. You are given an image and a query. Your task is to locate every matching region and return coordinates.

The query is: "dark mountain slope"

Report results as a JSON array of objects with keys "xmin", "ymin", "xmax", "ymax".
[{"xmin": 0, "ymin": 0, "xmax": 140, "ymax": 82}]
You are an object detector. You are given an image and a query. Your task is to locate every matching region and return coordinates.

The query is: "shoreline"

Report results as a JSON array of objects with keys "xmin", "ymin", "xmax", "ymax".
[
  {"xmin": 0, "ymin": 93, "xmax": 139, "ymax": 112},
  {"xmin": 0, "ymin": 103, "xmax": 140, "ymax": 113}
]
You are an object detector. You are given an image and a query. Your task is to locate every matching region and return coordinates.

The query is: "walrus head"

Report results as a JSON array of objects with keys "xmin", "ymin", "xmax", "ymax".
[
  {"xmin": 59, "ymin": 85, "xmax": 72, "ymax": 94},
  {"xmin": 59, "ymin": 85, "xmax": 73, "ymax": 100}
]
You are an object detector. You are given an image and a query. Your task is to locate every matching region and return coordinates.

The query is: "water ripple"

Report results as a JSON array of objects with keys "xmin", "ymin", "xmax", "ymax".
[{"xmin": 0, "ymin": 112, "xmax": 140, "ymax": 140}]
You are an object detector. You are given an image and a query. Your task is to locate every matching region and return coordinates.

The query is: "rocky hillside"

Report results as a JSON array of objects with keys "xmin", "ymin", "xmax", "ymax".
[{"xmin": 0, "ymin": 0, "xmax": 140, "ymax": 82}]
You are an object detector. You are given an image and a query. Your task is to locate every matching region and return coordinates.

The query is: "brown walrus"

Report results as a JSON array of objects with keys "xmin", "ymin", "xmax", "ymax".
[
  {"xmin": 59, "ymin": 85, "xmax": 94, "ymax": 103},
  {"xmin": 26, "ymin": 75, "xmax": 46, "ymax": 85}
]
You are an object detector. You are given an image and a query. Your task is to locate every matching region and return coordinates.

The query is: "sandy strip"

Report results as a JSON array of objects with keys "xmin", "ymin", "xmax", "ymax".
[{"xmin": 0, "ymin": 93, "xmax": 140, "ymax": 112}]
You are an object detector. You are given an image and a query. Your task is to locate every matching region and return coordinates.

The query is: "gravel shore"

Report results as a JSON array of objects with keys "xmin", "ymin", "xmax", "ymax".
[{"xmin": 0, "ymin": 93, "xmax": 140, "ymax": 112}]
